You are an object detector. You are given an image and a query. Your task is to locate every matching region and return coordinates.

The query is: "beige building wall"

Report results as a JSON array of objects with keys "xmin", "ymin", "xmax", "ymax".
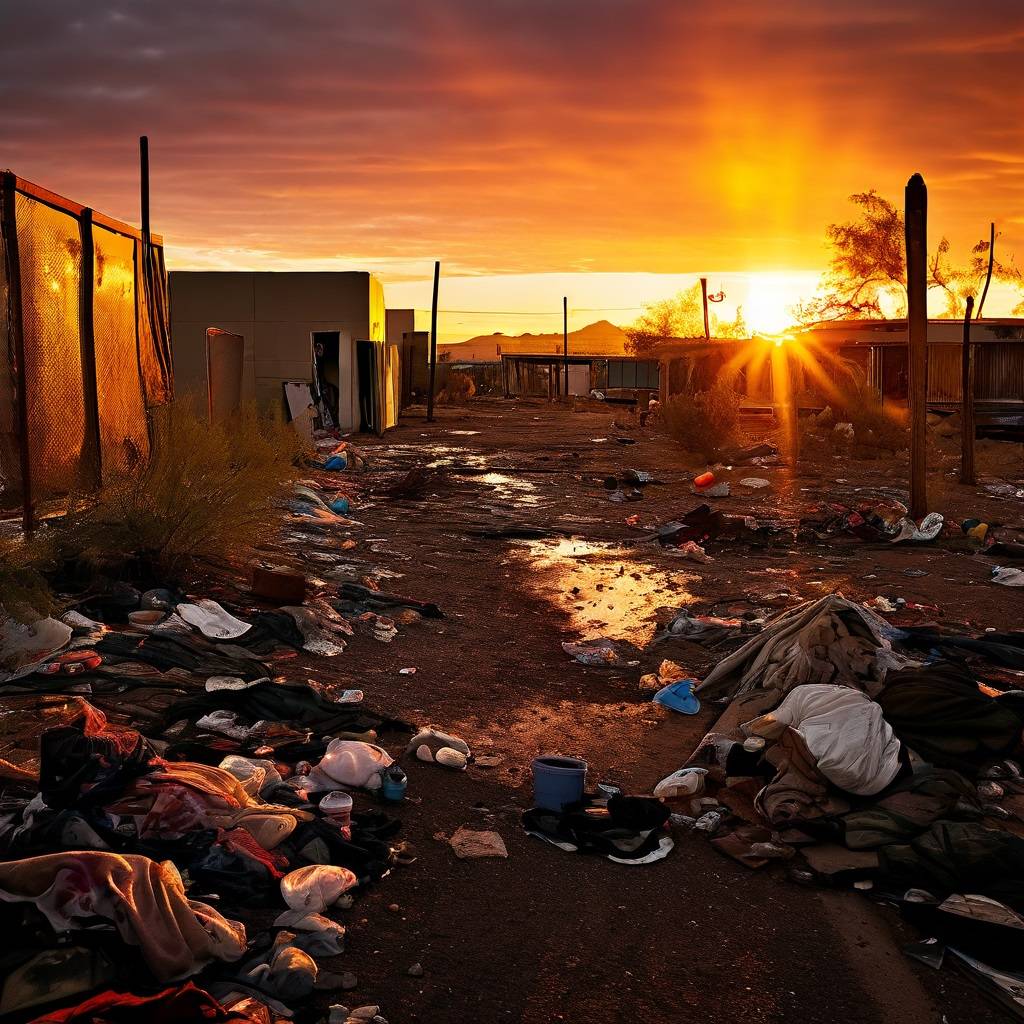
[{"xmin": 170, "ymin": 271, "xmax": 381, "ymax": 423}]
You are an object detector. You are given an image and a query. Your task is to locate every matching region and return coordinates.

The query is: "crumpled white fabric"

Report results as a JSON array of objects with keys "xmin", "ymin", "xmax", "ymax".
[
  {"xmin": 219, "ymin": 755, "xmax": 282, "ymax": 797},
  {"xmin": 176, "ymin": 600, "xmax": 252, "ymax": 639},
  {"xmin": 272, "ymin": 909, "xmax": 346, "ymax": 955},
  {"xmin": 742, "ymin": 682, "xmax": 902, "ymax": 796},
  {"xmin": 0, "ymin": 617, "xmax": 72, "ymax": 681},
  {"xmin": 698, "ymin": 595, "xmax": 903, "ymax": 699},
  {"xmin": 653, "ymin": 767, "xmax": 708, "ymax": 799},
  {"xmin": 280, "ymin": 864, "xmax": 358, "ymax": 912},
  {"xmin": 889, "ymin": 512, "xmax": 944, "ymax": 544},
  {"xmin": 304, "ymin": 740, "xmax": 393, "ymax": 792}
]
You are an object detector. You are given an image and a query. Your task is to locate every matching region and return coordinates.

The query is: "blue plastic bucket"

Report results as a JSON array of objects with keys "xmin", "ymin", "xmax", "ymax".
[{"xmin": 532, "ymin": 756, "xmax": 587, "ymax": 811}]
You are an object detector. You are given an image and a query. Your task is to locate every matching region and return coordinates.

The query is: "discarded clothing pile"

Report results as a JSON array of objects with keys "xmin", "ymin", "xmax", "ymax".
[
  {"xmin": 800, "ymin": 501, "xmax": 945, "ymax": 545},
  {"xmin": 0, "ymin": 626, "xmax": 408, "ymax": 1021},
  {"xmin": 650, "ymin": 504, "xmax": 793, "ymax": 549},
  {"xmin": 658, "ymin": 609, "xmax": 763, "ymax": 646},
  {"xmin": 659, "ymin": 620, "xmax": 1024, "ymax": 1005},
  {"xmin": 696, "ymin": 595, "xmax": 901, "ymax": 699},
  {"xmin": 523, "ymin": 794, "xmax": 674, "ymax": 864}
]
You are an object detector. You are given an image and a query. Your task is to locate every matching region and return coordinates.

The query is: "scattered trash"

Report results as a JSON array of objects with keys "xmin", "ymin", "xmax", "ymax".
[
  {"xmin": 449, "ymin": 827, "xmax": 509, "ymax": 859},
  {"xmin": 561, "ymin": 638, "xmax": 637, "ymax": 668},
  {"xmin": 639, "ymin": 658, "xmax": 689, "ymax": 692},
  {"xmin": 993, "ymin": 566, "xmax": 1024, "ymax": 587},
  {"xmin": 533, "ymin": 756, "xmax": 588, "ymax": 810},
  {"xmin": 739, "ymin": 478, "xmax": 770, "ymax": 489},
  {"xmin": 889, "ymin": 512, "xmax": 944, "ymax": 544},
  {"xmin": 691, "ymin": 481, "xmax": 730, "ymax": 497},
  {"xmin": 380, "ymin": 764, "xmax": 409, "ymax": 801},
  {"xmin": 653, "ymin": 767, "xmax": 708, "ymax": 799},
  {"xmin": 408, "ymin": 728, "xmax": 471, "ymax": 769},
  {"xmin": 665, "ymin": 540, "xmax": 711, "ymax": 562},
  {"xmin": 523, "ymin": 795, "xmax": 673, "ymax": 863},
  {"xmin": 652, "ymin": 678, "xmax": 701, "ymax": 715}
]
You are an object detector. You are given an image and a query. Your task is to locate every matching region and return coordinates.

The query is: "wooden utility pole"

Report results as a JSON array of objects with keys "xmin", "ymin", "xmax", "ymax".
[
  {"xmin": 426, "ymin": 260, "xmax": 439, "ymax": 422},
  {"xmin": 563, "ymin": 296, "xmax": 568, "ymax": 397},
  {"xmin": 977, "ymin": 222, "xmax": 996, "ymax": 319},
  {"xmin": 700, "ymin": 277, "xmax": 710, "ymax": 340},
  {"xmin": 960, "ymin": 295, "xmax": 976, "ymax": 485},
  {"xmin": 962, "ymin": 222, "xmax": 996, "ymax": 483},
  {"xmin": 905, "ymin": 173, "xmax": 928, "ymax": 518}
]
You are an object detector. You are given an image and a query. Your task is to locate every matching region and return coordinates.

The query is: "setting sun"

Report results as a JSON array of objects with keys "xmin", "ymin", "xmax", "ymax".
[{"xmin": 741, "ymin": 274, "xmax": 802, "ymax": 335}]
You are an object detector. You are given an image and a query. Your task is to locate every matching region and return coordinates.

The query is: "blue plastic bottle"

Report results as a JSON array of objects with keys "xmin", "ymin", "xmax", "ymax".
[{"xmin": 380, "ymin": 764, "xmax": 407, "ymax": 802}]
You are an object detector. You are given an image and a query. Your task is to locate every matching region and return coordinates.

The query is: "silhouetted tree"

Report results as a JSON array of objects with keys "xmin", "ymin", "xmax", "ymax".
[
  {"xmin": 626, "ymin": 283, "xmax": 748, "ymax": 353},
  {"xmin": 796, "ymin": 190, "xmax": 1024, "ymax": 323}
]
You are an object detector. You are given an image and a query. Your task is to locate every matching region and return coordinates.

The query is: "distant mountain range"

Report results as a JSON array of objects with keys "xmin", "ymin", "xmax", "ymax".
[{"xmin": 439, "ymin": 320, "xmax": 630, "ymax": 362}]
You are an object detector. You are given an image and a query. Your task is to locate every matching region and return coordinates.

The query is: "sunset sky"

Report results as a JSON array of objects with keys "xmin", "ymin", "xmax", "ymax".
[{"xmin": 4, "ymin": 1, "xmax": 1023, "ymax": 339}]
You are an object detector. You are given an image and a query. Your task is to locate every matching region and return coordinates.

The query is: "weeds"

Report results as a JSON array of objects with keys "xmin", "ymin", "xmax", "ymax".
[
  {"xmin": 54, "ymin": 401, "xmax": 310, "ymax": 580},
  {"xmin": 437, "ymin": 371, "xmax": 476, "ymax": 404},
  {"xmin": 803, "ymin": 365, "xmax": 908, "ymax": 456},
  {"xmin": 660, "ymin": 382, "xmax": 743, "ymax": 460},
  {"xmin": 0, "ymin": 536, "xmax": 57, "ymax": 623}
]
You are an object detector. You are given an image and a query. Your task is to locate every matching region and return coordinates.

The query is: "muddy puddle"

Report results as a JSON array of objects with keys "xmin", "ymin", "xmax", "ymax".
[
  {"xmin": 456, "ymin": 472, "xmax": 545, "ymax": 508},
  {"xmin": 506, "ymin": 537, "xmax": 697, "ymax": 643}
]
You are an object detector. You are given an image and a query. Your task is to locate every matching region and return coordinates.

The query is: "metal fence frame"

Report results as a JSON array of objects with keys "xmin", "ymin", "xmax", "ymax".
[{"xmin": 0, "ymin": 171, "xmax": 172, "ymax": 533}]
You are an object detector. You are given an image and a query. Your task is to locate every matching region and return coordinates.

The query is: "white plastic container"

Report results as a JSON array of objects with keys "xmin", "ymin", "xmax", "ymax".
[{"xmin": 319, "ymin": 791, "xmax": 353, "ymax": 839}]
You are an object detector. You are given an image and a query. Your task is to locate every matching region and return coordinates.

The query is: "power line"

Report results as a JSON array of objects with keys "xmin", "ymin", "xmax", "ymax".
[{"xmin": 411, "ymin": 305, "xmax": 644, "ymax": 315}]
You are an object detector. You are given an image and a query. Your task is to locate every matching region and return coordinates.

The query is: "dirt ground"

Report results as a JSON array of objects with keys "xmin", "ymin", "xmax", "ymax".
[{"xmin": 300, "ymin": 399, "xmax": 1023, "ymax": 1024}]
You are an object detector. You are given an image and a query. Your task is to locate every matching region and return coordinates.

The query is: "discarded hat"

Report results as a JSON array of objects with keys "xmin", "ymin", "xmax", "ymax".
[{"xmin": 652, "ymin": 678, "xmax": 701, "ymax": 715}]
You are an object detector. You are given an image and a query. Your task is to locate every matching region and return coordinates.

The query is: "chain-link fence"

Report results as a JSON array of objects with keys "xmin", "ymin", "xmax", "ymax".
[{"xmin": 0, "ymin": 172, "xmax": 172, "ymax": 529}]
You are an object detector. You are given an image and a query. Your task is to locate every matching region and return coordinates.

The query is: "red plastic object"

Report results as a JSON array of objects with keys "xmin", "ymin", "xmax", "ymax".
[{"xmin": 694, "ymin": 471, "xmax": 715, "ymax": 488}]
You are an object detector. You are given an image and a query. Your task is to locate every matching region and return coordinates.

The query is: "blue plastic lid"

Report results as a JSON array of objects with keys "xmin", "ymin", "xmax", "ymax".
[{"xmin": 652, "ymin": 679, "xmax": 701, "ymax": 715}]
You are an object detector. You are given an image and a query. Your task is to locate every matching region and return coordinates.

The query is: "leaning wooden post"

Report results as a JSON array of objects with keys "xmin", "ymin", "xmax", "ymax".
[
  {"xmin": 905, "ymin": 173, "xmax": 928, "ymax": 518},
  {"xmin": 426, "ymin": 260, "xmax": 440, "ymax": 422},
  {"xmin": 960, "ymin": 294, "xmax": 976, "ymax": 485}
]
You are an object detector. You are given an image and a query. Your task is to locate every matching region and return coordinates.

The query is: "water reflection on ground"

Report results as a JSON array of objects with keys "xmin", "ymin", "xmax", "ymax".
[{"xmin": 506, "ymin": 537, "xmax": 696, "ymax": 643}]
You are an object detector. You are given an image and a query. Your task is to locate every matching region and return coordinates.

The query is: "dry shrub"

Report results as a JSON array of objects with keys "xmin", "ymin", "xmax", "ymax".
[
  {"xmin": 438, "ymin": 371, "xmax": 476, "ymax": 404},
  {"xmin": 0, "ymin": 537, "xmax": 57, "ymax": 623},
  {"xmin": 827, "ymin": 365, "xmax": 909, "ymax": 454},
  {"xmin": 56, "ymin": 401, "xmax": 310, "ymax": 580},
  {"xmin": 661, "ymin": 383, "xmax": 742, "ymax": 460}
]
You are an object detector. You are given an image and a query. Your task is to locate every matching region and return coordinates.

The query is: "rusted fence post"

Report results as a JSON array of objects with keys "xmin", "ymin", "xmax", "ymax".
[
  {"xmin": 960, "ymin": 294, "xmax": 976, "ymax": 485},
  {"xmin": 905, "ymin": 173, "xmax": 928, "ymax": 518}
]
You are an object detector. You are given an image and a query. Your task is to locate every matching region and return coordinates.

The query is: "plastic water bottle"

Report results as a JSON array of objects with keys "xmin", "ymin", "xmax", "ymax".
[{"xmin": 380, "ymin": 765, "xmax": 407, "ymax": 802}]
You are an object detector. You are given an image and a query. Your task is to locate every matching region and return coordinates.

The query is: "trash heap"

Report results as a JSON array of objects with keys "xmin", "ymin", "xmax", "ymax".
[
  {"xmin": 657, "ymin": 594, "xmax": 1024, "ymax": 1006},
  {"xmin": 0, "ymin": 440, "xmax": 444, "ymax": 1024}
]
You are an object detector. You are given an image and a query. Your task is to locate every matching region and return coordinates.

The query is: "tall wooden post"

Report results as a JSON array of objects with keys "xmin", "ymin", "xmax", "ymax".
[
  {"xmin": 905, "ymin": 173, "xmax": 928, "ymax": 518},
  {"xmin": 563, "ymin": 296, "xmax": 569, "ymax": 397},
  {"xmin": 426, "ymin": 260, "xmax": 439, "ymax": 422},
  {"xmin": 700, "ymin": 277, "xmax": 710, "ymax": 340},
  {"xmin": 960, "ymin": 294, "xmax": 976, "ymax": 485},
  {"xmin": 140, "ymin": 136, "xmax": 151, "ymax": 258}
]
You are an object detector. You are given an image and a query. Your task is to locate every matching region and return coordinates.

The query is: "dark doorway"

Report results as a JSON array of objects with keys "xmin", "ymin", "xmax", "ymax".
[
  {"xmin": 881, "ymin": 346, "xmax": 909, "ymax": 401},
  {"xmin": 356, "ymin": 340, "xmax": 381, "ymax": 434},
  {"xmin": 312, "ymin": 331, "xmax": 340, "ymax": 428}
]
